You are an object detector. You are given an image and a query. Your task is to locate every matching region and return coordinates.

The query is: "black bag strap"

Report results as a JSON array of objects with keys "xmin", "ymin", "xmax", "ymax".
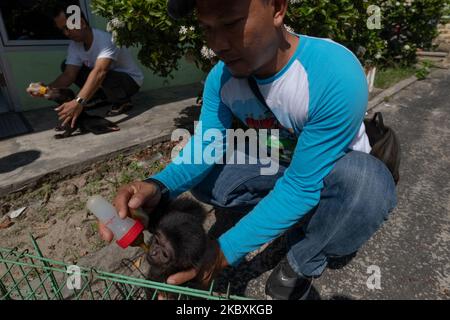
[
  {"xmin": 372, "ymin": 112, "xmax": 386, "ymax": 131},
  {"xmin": 248, "ymin": 76, "xmax": 275, "ymax": 117}
]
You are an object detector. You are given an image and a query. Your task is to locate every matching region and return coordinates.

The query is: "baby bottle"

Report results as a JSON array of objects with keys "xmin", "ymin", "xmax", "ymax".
[
  {"xmin": 87, "ymin": 195, "xmax": 148, "ymax": 251},
  {"xmin": 27, "ymin": 83, "xmax": 49, "ymax": 97}
]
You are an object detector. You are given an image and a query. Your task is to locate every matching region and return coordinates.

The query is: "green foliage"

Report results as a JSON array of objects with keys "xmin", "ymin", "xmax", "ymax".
[
  {"xmin": 91, "ymin": 0, "xmax": 448, "ymax": 76},
  {"xmin": 285, "ymin": 1, "xmax": 386, "ymax": 67},
  {"xmin": 438, "ymin": 2, "xmax": 450, "ymax": 22},
  {"xmin": 91, "ymin": 0, "xmax": 210, "ymax": 77},
  {"xmin": 379, "ymin": 0, "xmax": 449, "ymax": 66},
  {"xmin": 415, "ymin": 60, "xmax": 433, "ymax": 80},
  {"xmin": 85, "ymin": 180, "xmax": 102, "ymax": 196},
  {"xmin": 286, "ymin": 0, "xmax": 448, "ymax": 67}
]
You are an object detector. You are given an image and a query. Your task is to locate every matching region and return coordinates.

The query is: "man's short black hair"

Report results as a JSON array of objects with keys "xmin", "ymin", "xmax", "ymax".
[
  {"xmin": 167, "ymin": 0, "xmax": 272, "ymax": 19},
  {"xmin": 167, "ymin": 0, "xmax": 196, "ymax": 19},
  {"xmin": 51, "ymin": 3, "xmax": 89, "ymax": 25}
]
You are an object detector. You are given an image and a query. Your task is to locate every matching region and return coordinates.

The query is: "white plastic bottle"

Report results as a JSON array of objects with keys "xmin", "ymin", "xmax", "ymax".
[
  {"xmin": 27, "ymin": 83, "xmax": 49, "ymax": 97},
  {"xmin": 86, "ymin": 195, "xmax": 145, "ymax": 249}
]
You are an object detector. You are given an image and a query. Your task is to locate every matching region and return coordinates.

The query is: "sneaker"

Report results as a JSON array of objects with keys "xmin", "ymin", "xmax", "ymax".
[
  {"xmin": 265, "ymin": 257, "xmax": 312, "ymax": 300},
  {"xmin": 106, "ymin": 102, "xmax": 133, "ymax": 117}
]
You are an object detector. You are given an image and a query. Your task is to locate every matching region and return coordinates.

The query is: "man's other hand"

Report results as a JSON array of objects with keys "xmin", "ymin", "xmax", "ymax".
[
  {"xmin": 55, "ymin": 99, "xmax": 84, "ymax": 128},
  {"xmin": 159, "ymin": 238, "xmax": 229, "ymax": 299}
]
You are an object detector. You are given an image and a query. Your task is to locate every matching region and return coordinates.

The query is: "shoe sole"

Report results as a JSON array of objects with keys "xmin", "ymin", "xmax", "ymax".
[{"xmin": 265, "ymin": 279, "xmax": 313, "ymax": 300}]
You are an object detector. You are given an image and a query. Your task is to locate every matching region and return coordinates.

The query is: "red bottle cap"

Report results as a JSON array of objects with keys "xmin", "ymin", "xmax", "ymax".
[{"xmin": 116, "ymin": 220, "xmax": 145, "ymax": 249}]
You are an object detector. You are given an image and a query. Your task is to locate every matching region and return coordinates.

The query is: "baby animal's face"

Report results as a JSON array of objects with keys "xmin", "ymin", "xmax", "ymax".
[{"xmin": 146, "ymin": 231, "xmax": 174, "ymax": 268}]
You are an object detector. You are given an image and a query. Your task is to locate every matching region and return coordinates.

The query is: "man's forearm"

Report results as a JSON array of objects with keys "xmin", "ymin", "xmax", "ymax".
[
  {"xmin": 49, "ymin": 74, "xmax": 74, "ymax": 88},
  {"xmin": 77, "ymin": 68, "xmax": 107, "ymax": 101}
]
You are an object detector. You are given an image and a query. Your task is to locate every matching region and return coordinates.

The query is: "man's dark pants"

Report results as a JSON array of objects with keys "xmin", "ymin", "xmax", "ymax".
[
  {"xmin": 61, "ymin": 61, "xmax": 140, "ymax": 106},
  {"xmin": 191, "ymin": 150, "xmax": 397, "ymax": 278}
]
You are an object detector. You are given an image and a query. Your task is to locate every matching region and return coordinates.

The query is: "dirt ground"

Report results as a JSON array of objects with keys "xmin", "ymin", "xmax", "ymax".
[{"xmin": 0, "ymin": 141, "xmax": 180, "ymax": 264}]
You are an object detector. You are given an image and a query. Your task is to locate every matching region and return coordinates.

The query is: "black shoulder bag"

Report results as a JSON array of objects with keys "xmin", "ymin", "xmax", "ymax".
[{"xmin": 364, "ymin": 112, "xmax": 401, "ymax": 185}]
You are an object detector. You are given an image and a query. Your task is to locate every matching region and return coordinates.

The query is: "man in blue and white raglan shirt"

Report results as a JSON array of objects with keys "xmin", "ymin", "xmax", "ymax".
[{"xmin": 100, "ymin": 0, "xmax": 397, "ymax": 299}]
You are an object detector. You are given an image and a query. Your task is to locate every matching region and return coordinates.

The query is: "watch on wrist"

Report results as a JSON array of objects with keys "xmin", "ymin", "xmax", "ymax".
[{"xmin": 75, "ymin": 96, "xmax": 87, "ymax": 107}]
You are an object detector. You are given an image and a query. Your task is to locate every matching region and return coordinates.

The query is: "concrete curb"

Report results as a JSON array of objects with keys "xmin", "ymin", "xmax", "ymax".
[
  {"xmin": 367, "ymin": 75, "xmax": 419, "ymax": 111},
  {"xmin": 0, "ymin": 133, "xmax": 173, "ymax": 197}
]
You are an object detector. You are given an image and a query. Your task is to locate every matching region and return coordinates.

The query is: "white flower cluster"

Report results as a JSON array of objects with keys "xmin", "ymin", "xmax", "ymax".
[
  {"xmin": 284, "ymin": 24, "xmax": 295, "ymax": 33},
  {"xmin": 200, "ymin": 46, "xmax": 216, "ymax": 60},
  {"xmin": 179, "ymin": 26, "xmax": 188, "ymax": 35},
  {"xmin": 107, "ymin": 17, "xmax": 125, "ymax": 32},
  {"xmin": 380, "ymin": 0, "xmax": 415, "ymax": 11},
  {"xmin": 111, "ymin": 30, "xmax": 118, "ymax": 45},
  {"xmin": 179, "ymin": 25, "xmax": 196, "ymax": 36},
  {"xmin": 404, "ymin": 0, "xmax": 414, "ymax": 7}
]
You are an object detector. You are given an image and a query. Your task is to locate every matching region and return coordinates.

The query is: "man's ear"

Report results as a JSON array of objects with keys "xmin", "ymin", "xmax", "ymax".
[
  {"xmin": 272, "ymin": 0, "xmax": 288, "ymax": 28},
  {"xmin": 78, "ymin": 16, "xmax": 90, "ymax": 31}
]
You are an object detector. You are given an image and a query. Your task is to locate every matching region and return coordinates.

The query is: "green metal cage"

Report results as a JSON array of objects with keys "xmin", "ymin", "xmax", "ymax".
[{"xmin": 0, "ymin": 235, "xmax": 250, "ymax": 300}]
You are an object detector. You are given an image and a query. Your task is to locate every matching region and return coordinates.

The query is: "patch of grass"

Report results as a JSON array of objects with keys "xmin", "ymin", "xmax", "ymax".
[
  {"xmin": 118, "ymin": 171, "xmax": 134, "ymax": 185},
  {"xmin": 28, "ymin": 183, "xmax": 53, "ymax": 203},
  {"xmin": 87, "ymin": 171, "xmax": 103, "ymax": 184},
  {"xmin": 415, "ymin": 60, "xmax": 433, "ymax": 80},
  {"xmin": 129, "ymin": 162, "xmax": 148, "ymax": 179},
  {"xmin": 128, "ymin": 160, "xmax": 141, "ymax": 172},
  {"xmin": 85, "ymin": 180, "xmax": 102, "ymax": 197},
  {"xmin": 115, "ymin": 161, "xmax": 150, "ymax": 185},
  {"xmin": 116, "ymin": 154, "xmax": 125, "ymax": 163},
  {"xmin": 96, "ymin": 162, "xmax": 110, "ymax": 175},
  {"xmin": 90, "ymin": 222, "xmax": 98, "ymax": 233},
  {"xmin": 374, "ymin": 66, "xmax": 417, "ymax": 89},
  {"xmin": 149, "ymin": 161, "xmax": 166, "ymax": 175}
]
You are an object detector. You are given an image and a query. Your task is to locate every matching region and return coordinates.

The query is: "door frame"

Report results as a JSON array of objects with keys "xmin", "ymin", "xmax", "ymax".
[
  {"xmin": 0, "ymin": 45, "xmax": 20, "ymax": 112},
  {"xmin": 0, "ymin": 1, "xmax": 92, "ymax": 112}
]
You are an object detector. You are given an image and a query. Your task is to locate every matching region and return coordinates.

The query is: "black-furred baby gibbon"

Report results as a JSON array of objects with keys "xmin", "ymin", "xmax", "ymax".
[{"xmin": 145, "ymin": 197, "xmax": 208, "ymax": 284}]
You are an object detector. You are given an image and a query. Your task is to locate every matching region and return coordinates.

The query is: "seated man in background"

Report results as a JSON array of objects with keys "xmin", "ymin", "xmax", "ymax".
[{"xmin": 29, "ymin": 5, "xmax": 144, "ymax": 128}]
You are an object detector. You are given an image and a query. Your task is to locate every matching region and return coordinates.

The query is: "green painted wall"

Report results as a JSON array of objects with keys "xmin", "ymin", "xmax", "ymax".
[
  {"xmin": 6, "ymin": 49, "xmax": 69, "ymax": 110},
  {"xmin": 3, "ymin": 2, "xmax": 205, "ymax": 111}
]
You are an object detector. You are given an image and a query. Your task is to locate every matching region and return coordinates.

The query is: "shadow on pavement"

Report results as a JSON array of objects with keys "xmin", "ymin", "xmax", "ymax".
[
  {"xmin": 173, "ymin": 105, "xmax": 201, "ymax": 133},
  {"xmin": 0, "ymin": 150, "xmax": 41, "ymax": 174},
  {"xmin": 207, "ymin": 208, "xmax": 358, "ymax": 300}
]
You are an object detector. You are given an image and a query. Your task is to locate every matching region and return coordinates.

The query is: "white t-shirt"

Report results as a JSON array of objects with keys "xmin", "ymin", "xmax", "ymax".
[{"xmin": 66, "ymin": 28, "xmax": 144, "ymax": 87}]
